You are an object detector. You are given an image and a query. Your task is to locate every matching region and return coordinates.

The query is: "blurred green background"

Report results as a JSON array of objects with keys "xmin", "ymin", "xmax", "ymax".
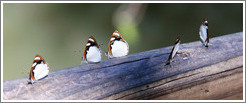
[{"xmin": 3, "ymin": 3, "xmax": 243, "ymax": 81}]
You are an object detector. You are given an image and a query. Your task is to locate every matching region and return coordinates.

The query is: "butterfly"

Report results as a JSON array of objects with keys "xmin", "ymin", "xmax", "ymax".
[
  {"xmin": 29, "ymin": 55, "xmax": 49, "ymax": 84},
  {"xmin": 106, "ymin": 30, "xmax": 129, "ymax": 58},
  {"xmin": 82, "ymin": 36, "xmax": 102, "ymax": 63},
  {"xmin": 166, "ymin": 36, "xmax": 181, "ymax": 65},
  {"xmin": 199, "ymin": 18, "xmax": 209, "ymax": 47}
]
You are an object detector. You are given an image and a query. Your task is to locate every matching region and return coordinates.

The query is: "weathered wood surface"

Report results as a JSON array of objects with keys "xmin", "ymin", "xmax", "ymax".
[
  {"xmin": 104, "ymin": 56, "xmax": 243, "ymax": 100},
  {"xmin": 153, "ymin": 71, "xmax": 243, "ymax": 100},
  {"xmin": 3, "ymin": 32, "xmax": 243, "ymax": 100}
]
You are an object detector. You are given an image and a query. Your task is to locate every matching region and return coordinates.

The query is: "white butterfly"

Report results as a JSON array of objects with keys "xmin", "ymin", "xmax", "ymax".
[
  {"xmin": 106, "ymin": 30, "xmax": 129, "ymax": 58},
  {"xmin": 82, "ymin": 36, "xmax": 102, "ymax": 63},
  {"xmin": 166, "ymin": 36, "xmax": 181, "ymax": 65},
  {"xmin": 29, "ymin": 55, "xmax": 49, "ymax": 84},
  {"xmin": 199, "ymin": 18, "xmax": 209, "ymax": 47}
]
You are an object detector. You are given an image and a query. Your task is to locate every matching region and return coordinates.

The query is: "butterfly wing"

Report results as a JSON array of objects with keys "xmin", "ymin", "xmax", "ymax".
[
  {"xmin": 108, "ymin": 30, "xmax": 129, "ymax": 58},
  {"xmin": 33, "ymin": 63, "xmax": 49, "ymax": 80},
  {"xmin": 166, "ymin": 37, "xmax": 180, "ymax": 65},
  {"xmin": 29, "ymin": 66, "xmax": 35, "ymax": 83},
  {"xmin": 83, "ymin": 36, "xmax": 102, "ymax": 63},
  {"xmin": 29, "ymin": 55, "xmax": 49, "ymax": 84},
  {"xmin": 86, "ymin": 46, "xmax": 102, "ymax": 63},
  {"xmin": 171, "ymin": 42, "xmax": 180, "ymax": 59},
  {"xmin": 111, "ymin": 40, "xmax": 129, "ymax": 57},
  {"xmin": 199, "ymin": 25, "xmax": 207, "ymax": 44}
]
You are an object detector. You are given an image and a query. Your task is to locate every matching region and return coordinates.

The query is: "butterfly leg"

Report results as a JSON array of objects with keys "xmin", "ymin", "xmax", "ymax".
[
  {"xmin": 81, "ymin": 57, "xmax": 88, "ymax": 64},
  {"xmin": 166, "ymin": 62, "xmax": 173, "ymax": 68},
  {"xmin": 170, "ymin": 63, "xmax": 173, "ymax": 68}
]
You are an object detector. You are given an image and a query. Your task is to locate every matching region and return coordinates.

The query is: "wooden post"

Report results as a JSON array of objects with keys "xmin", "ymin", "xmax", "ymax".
[{"xmin": 3, "ymin": 32, "xmax": 243, "ymax": 100}]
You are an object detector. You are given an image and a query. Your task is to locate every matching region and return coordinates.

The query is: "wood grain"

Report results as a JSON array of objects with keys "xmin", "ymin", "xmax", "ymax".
[
  {"xmin": 3, "ymin": 32, "xmax": 243, "ymax": 100},
  {"xmin": 103, "ymin": 56, "xmax": 243, "ymax": 100},
  {"xmin": 153, "ymin": 68, "xmax": 243, "ymax": 100}
]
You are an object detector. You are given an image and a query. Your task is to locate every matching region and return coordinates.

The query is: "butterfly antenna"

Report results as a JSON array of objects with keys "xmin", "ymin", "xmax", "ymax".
[
  {"xmin": 100, "ymin": 47, "xmax": 108, "ymax": 56},
  {"xmin": 21, "ymin": 67, "xmax": 31, "ymax": 77},
  {"xmin": 179, "ymin": 34, "xmax": 184, "ymax": 38},
  {"xmin": 99, "ymin": 43, "xmax": 104, "ymax": 46},
  {"xmin": 98, "ymin": 43, "xmax": 108, "ymax": 55},
  {"xmin": 210, "ymin": 33, "xmax": 215, "ymax": 38},
  {"xmin": 81, "ymin": 57, "xmax": 84, "ymax": 64}
]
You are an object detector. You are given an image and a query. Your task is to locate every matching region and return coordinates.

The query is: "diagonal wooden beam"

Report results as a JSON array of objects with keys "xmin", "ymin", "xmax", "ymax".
[{"xmin": 3, "ymin": 32, "xmax": 243, "ymax": 100}]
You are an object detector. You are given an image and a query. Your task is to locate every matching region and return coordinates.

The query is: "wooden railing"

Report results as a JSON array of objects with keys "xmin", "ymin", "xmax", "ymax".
[{"xmin": 3, "ymin": 32, "xmax": 243, "ymax": 100}]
